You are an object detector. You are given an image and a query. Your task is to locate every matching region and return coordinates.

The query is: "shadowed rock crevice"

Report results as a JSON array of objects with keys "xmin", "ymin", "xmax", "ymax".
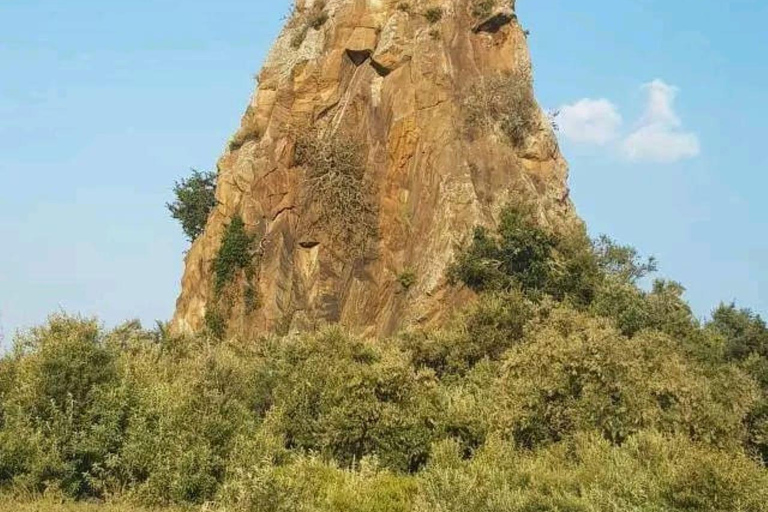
[
  {"xmin": 473, "ymin": 11, "xmax": 515, "ymax": 34},
  {"xmin": 346, "ymin": 49, "xmax": 372, "ymax": 66},
  {"xmin": 370, "ymin": 59, "xmax": 392, "ymax": 77}
]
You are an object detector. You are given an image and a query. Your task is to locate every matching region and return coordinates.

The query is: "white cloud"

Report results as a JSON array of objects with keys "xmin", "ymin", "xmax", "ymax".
[
  {"xmin": 558, "ymin": 98, "xmax": 622, "ymax": 145},
  {"xmin": 621, "ymin": 79, "xmax": 700, "ymax": 163},
  {"xmin": 555, "ymin": 79, "xmax": 700, "ymax": 164}
]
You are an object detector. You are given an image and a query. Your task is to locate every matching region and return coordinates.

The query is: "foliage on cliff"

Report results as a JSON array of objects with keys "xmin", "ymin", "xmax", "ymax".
[
  {"xmin": 2, "ymin": 205, "xmax": 767, "ymax": 511},
  {"xmin": 167, "ymin": 170, "xmax": 217, "ymax": 242}
]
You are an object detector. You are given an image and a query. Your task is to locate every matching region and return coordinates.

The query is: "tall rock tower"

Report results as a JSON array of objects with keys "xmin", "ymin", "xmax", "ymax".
[{"xmin": 172, "ymin": 0, "xmax": 575, "ymax": 338}]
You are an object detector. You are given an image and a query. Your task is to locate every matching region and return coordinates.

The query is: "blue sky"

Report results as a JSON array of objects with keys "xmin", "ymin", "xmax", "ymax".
[{"xmin": 0, "ymin": 0, "xmax": 766, "ymax": 342}]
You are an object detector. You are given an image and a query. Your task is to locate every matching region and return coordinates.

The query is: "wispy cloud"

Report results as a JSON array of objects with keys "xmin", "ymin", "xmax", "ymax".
[
  {"xmin": 558, "ymin": 98, "xmax": 622, "ymax": 145},
  {"xmin": 556, "ymin": 79, "xmax": 700, "ymax": 164},
  {"xmin": 622, "ymin": 80, "xmax": 700, "ymax": 163}
]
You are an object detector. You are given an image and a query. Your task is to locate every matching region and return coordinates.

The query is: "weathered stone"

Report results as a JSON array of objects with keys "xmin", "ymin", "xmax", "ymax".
[{"xmin": 171, "ymin": 0, "xmax": 578, "ymax": 339}]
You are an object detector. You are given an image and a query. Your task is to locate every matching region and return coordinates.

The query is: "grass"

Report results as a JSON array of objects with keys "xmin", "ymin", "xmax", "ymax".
[{"xmin": 0, "ymin": 498, "xmax": 186, "ymax": 512}]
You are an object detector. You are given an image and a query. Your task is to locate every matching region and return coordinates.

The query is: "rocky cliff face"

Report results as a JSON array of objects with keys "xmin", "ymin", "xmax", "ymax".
[{"xmin": 172, "ymin": 0, "xmax": 575, "ymax": 338}]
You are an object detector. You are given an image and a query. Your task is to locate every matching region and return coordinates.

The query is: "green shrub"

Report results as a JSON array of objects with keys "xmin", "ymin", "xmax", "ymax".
[
  {"xmin": 0, "ymin": 316, "xmax": 128, "ymax": 498},
  {"xmin": 547, "ymin": 223, "xmax": 603, "ymax": 306},
  {"xmin": 593, "ymin": 234, "xmax": 658, "ymax": 284},
  {"xmin": 591, "ymin": 278, "xmax": 699, "ymax": 339},
  {"xmin": 417, "ymin": 432, "xmax": 768, "ymax": 512},
  {"xmin": 204, "ymin": 308, "xmax": 227, "ymax": 339},
  {"xmin": 746, "ymin": 397, "xmax": 768, "ymax": 465},
  {"xmin": 448, "ymin": 204, "xmax": 602, "ymax": 305},
  {"xmin": 5, "ymin": 207, "xmax": 768, "ymax": 509},
  {"xmin": 0, "ymin": 356, "xmax": 13, "ymax": 427},
  {"xmin": 493, "ymin": 307, "xmax": 757, "ymax": 449},
  {"xmin": 213, "ymin": 215, "xmax": 253, "ymax": 293},
  {"xmin": 710, "ymin": 303, "xmax": 768, "ymax": 364},
  {"xmin": 221, "ymin": 454, "xmax": 416, "ymax": 512},
  {"xmin": 166, "ymin": 170, "xmax": 217, "ymax": 242},
  {"xmin": 707, "ymin": 303, "xmax": 768, "ymax": 464},
  {"xmin": 448, "ymin": 203, "xmax": 556, "ymax": 294},
  {"xmin": 423, "ymin": 7, "xmax": 443, "ymax": 24},
  {"xmin": 2, "ymin": 305, "xmax": 767, "ymax": 509},
  {"xmin": 266, "ymin": 328, "xmax": 439, "ymax": 473},
  {"xmin": 448, "ymin": 204, "xmax": 699, "ymax": 338},
  {"xmin": 118, "ymin": 333, "xmax": 265, "ymax": 505},
  {"xmin": 397, "ymin": 269, "xmax": 417, "ymax": 290},
  {"xmin": 402, "ymin": 290, "xmax": 532, "ymax": 377}
]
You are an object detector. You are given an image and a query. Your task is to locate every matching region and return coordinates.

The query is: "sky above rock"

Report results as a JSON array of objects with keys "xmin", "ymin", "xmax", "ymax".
[{"xmin": 0, "ymin": 0, "xmax": 766, "ymax": 343}]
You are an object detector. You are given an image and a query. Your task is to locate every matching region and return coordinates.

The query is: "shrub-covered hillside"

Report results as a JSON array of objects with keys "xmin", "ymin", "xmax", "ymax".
[{"xmin": 1, "ymin": 204, "xmax": 767, "ymax": 511}]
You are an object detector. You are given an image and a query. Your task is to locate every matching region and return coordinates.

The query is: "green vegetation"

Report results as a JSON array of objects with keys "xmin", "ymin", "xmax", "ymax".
[
  {"xmin": 205, "ymin": 215, "xmax": 258, "ymax": 339},
  {"xmin": 204, "ymin": 308, "xmax": 226, "ymax": 339},
  {"xmin": 166, "ymin": 170, "xmax": 217, "ymax": 242},
  {"xmin": 420, "ymin": 432, "xmax": 768, "ymax": 512},
  {"xmin": 397, "ymin": 268, "xmax": 417, "ymax": 290},
  {"xmin": 2, "ymin": 203, "xmax": 767, "ymax": 511},
  {"xmin": 462, "ymin": 70, "xmax": 538, "ymax": 148},
  {"xmin": 212, "ymin": 215, "xmax": 252, "ymax": 293},
  {"xmin": 0, "ymin": 498, "xmax": 183, "ymax": 512},
  {"xmin": 424, "ymin": 7, "xmax": 444, "ymax": 24},
  {"xmin": 708, "ymin": 303, "xmax": 768, "ymax": 464}
]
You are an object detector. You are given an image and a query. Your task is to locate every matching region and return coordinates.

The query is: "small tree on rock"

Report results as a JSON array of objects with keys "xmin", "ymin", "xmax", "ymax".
[{"xmin": 167, "ymin": 170, "xmax": 217, "ymax": 242}]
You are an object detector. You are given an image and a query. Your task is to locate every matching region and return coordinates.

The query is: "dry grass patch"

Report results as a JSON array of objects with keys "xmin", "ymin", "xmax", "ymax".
[
  {"xmin": 462, "ymin": 70, "xmax": 538, "ymax": 148},
  {"xmin": 290, "ymin": 0, "xmax": 329, "ymax": 49},
  {"xmin": 294, "ymin": 130, "xmax": 378, "ymax": 254}
]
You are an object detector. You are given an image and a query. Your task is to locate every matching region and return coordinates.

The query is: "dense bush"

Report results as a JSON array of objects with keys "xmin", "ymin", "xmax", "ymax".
[
  {"xmin": 449, "ymin": 203, "xmax": 702, "ymax": 339},
  {"xmin": 221, "ymin": 453, "xmax": 416, "ymax": 512},
  {"xmin": 448, "ymin": 203, "xmax": 556, "ymax": 293},
  {"xmin": 418, "ymin": 432, "xmax": 768, "ymax": 512},
  {"xmin": 402, "ymin": 290, "xmax": 532, "ymax": 377},
  {"xmin": 264, "ymin": 328, "xmax": 440, "ymax": 473},
  {"xmin": 448, "ymin": 202, "xmax": 601, "ymax": 304},
  {"xmin": 707, "ymin": 303, "xmax": 768, "ymax": 464},
  {"xmin": 0, "ymin": 316, "xmax": 128, "ymax": 498},
  {"xmin": 710, "ymin": 303, "xmax": 768, "ymax": 365},
  {"xmin": 494, "ymin": 307, "xmax": 756, "ymax": 449},
  {"xmin": 2, "ymin": 203, "xmax": 768, "ymax": 510},
  {"xmin": 166, "ymin": 170, "xmax": 217, "ymax": 242}
]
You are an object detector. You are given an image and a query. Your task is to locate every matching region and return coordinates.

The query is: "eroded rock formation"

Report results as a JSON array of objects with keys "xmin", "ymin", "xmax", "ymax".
[{"xmin": 172, "ymin": 0, "xmax": 576, "ymax": 338}]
